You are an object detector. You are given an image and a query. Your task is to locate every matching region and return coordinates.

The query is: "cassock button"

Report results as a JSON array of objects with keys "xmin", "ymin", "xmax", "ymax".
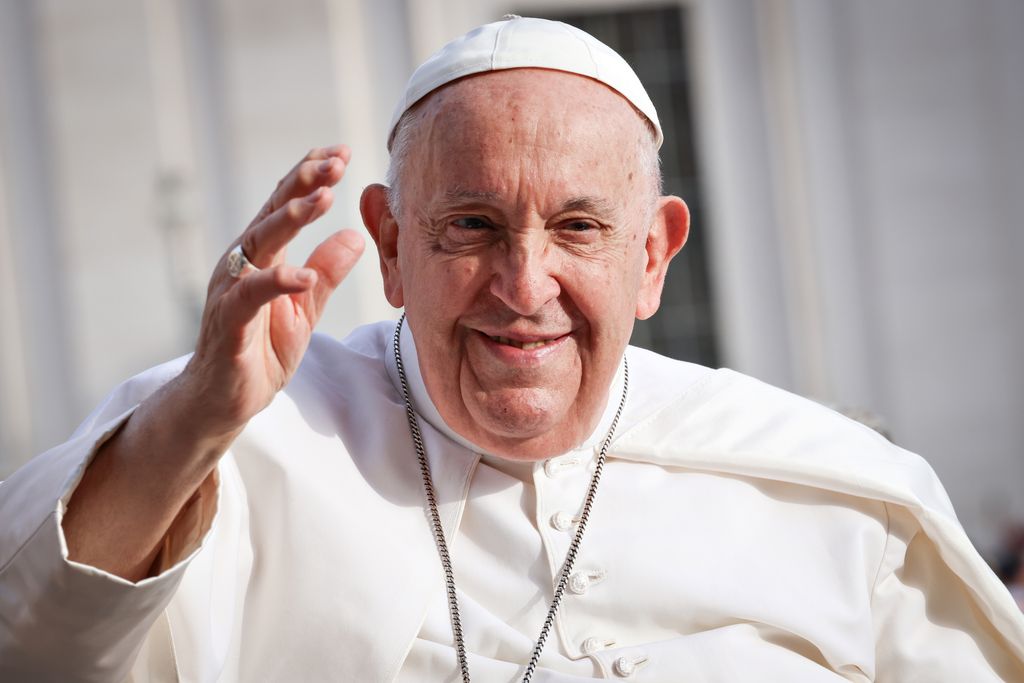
[
  {"xmin": 569, "ymin": 572, "xmax": 590, "ymax": 594},
  {"xmin": 544, "ymin": 455, "xmax": 581, "ymax": 477},
  {"xmin": 568, "ymin": 569, "xmax": 606, "ymax": 595},
  {"xmin": 550, "ymin": 511, "xmax": 577, "ymax": 531},
  {"xmin": 581, "ymin": 637, "xmax": 615, "ymax": 654},
  {"xmin": 613, "ymin": 655, "xmax": 648, "ymax": 678}
]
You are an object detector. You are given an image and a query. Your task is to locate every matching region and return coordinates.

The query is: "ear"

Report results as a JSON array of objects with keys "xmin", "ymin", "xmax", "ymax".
[
  {"xmin": 636, "ymin": 196, "xmax": 690, "ymax": 320},
  {"xmin": 360, "ymin": 183, "xmax": 404, "ymax": 308}
]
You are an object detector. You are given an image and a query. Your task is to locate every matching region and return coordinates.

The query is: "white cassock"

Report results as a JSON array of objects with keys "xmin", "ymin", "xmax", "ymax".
[{"xmin": 1, "ymin": 321, "xmax": 1022, "ymax": 682}]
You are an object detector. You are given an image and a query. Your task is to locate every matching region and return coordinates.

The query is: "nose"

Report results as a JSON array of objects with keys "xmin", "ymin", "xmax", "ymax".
[{"xmin": 489, "ymin": 238, "xmax": 561, "ymax": 316}]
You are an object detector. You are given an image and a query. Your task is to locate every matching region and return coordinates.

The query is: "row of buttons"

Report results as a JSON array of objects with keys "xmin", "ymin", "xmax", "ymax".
[
  {"xmin": 543, "ymin": 454, "xmax": 649, "ymax": 677},
  {"xmin": 546, "ymin": 454, "xmax": 583, "ymax": 536}
]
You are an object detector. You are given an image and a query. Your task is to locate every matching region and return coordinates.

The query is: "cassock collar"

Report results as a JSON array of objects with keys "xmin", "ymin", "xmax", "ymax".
[{"xmin": 384, "ymin": 318, "xmax": 627, "ymax": 458}]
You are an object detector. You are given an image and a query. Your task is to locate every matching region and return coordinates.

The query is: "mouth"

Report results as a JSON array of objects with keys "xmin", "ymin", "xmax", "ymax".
[
  {"xmin": 471, "ymin": 328, "xmax": 573, "ymax": 368},
  {"xmin": 486, "ymin": 335, "xmax": 561, "ymax": 351}
]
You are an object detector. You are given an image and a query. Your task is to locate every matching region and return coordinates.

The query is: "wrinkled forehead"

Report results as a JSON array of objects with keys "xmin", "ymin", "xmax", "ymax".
[
  {"xmin": 411, "ymin": 68, "xmax": 652, "ymax": 152},
  {"xmin": 398, "ymin": 70, "xmax": 655, "ymax": 211}
]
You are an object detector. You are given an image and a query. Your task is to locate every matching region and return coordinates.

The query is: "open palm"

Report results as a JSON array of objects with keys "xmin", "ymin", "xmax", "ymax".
[{"xmin": 184, "ymin": 145, "xmax": 365, "ymax": 435}]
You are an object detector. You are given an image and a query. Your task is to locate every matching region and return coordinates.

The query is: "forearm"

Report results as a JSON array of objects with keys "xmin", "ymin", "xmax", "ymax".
[{"xmin": 62, "ymin": 372, "xmax": 240, "ymax": 582}]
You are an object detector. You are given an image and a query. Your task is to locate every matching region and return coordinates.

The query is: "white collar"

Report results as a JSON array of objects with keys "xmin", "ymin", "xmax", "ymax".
[{"xmin": 384, "ymin": 318, "xmax": 626, "ymax": 458}]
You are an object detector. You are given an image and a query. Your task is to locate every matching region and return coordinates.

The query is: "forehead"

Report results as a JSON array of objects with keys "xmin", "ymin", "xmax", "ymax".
[
  {"xmin": 419, "ymin": 68, "xmax": 645, "ymax": 132},
  {"xmin": 404, "ymin": 69, "xmax": 650, "ymax": 205}
]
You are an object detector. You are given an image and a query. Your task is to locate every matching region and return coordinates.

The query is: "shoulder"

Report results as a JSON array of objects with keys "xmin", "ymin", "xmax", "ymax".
[
  {"xmin": 297, "ymin": 320, "xmax": 396, "ymax": 385},
  {"xmin": 621, "ymin": 344, "xmax": 717, "ymax": 428},
  {"xmin": 269, "ymin": 320, "xmax": 401, "ymax": 420},
  {"xmin": 621, "ymin": 352, "xmax": 899, "ymax": 458},
  {"xmin": 615, "ymin": 355, "xmax": 955, "ymax": 517}
]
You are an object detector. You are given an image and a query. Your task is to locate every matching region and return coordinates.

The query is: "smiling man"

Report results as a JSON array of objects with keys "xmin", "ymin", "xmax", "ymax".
[
  {"xmin": 1, "ymin": 16, "xmax": 1023, "ymax": 683},
  {"xmin": 362, "ymin": 66, "xmax": 679, "ymax": 460}
]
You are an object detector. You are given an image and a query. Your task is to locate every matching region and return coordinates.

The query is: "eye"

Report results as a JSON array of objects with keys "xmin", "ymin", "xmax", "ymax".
[
  {"xmin": 563, "ymin": 220, "xmax": 595, "ymax": 232},
  {"xmin": 452, "ymin": 216, "xmax": 493, "ymax": 230}
]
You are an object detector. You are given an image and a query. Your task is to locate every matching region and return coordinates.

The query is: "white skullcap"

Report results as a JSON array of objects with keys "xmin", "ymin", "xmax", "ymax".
[{"xmin": 386, "ymin": 15, "xmax": 662, "ymax": 150}]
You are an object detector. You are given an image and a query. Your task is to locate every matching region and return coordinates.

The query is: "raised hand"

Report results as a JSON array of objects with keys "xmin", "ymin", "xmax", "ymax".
[
  {"xmin": 62, "ymin": 145, "xmax": 364, "ymax": 579},
  {"xmin": 181, "ymin": 144, "xmax": 365, "ymax": 439}
]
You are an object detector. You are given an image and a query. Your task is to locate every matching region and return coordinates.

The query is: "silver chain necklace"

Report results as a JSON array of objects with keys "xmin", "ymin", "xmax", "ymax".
[{"xmin": 393, "ymin": 314, "xmax": 629, "ymax": 683}]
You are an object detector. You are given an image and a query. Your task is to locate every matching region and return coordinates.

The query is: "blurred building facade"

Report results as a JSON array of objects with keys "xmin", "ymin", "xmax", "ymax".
[{"xmin": 0, "ymin": 0, "xmax": 1022, "ymax": 558}]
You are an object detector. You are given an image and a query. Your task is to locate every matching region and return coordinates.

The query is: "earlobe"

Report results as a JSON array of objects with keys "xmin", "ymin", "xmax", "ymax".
[
  {"xmin": 635, "ymin": 196, "xmax": 690, "ymax": 320},
  {"xmin": 360, "ymin": 184, "xmax": 404, "ymax": 308}
]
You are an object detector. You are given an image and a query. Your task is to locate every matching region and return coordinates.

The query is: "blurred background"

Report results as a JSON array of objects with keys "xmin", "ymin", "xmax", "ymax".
[{"xmin": 0, "ymin": 0, "xmax": 1021, "ymax": 570}]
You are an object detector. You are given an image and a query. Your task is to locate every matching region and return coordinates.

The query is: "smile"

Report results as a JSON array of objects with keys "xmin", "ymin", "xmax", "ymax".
[{"xmin": 488, "ymin": 335, "xmax": 559, "ymax": 350}]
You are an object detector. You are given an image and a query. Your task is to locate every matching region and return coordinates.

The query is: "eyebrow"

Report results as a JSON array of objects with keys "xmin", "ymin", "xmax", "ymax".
[
  {"xmin": 442, "ymin": 189, "xmax": 501, "ymax": 204},
  {"xmin": 440, "ymin": 190, "xmax": 615, "ymax": 216},
  {"xmin": 560, "ymin": 196, "xmax": 615, "ymax": 216}
]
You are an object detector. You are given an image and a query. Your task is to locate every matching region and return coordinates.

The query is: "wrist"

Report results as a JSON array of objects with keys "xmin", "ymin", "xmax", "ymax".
[{"xmin": 140, "ymin": 372, "xmax": 247, "ymax": 467}]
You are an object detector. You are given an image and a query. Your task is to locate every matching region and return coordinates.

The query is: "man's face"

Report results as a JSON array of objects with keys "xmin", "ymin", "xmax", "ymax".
[{"xmin": 365, "ymin": 69, "xmax": 687, "ymax": 460}]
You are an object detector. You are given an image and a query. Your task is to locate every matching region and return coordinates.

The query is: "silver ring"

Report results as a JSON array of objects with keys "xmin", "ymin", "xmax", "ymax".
[{"xmin": 227, "ymin": 244, "xmax": 259, "ymax": 278}]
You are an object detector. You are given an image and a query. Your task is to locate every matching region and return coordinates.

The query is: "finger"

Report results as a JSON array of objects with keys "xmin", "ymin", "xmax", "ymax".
[
  {"xmin": 301, "ymin": 229, "xmax": 366, "ymax": 320},
  {"xmin": 305, "ymin": 143, "xmax": 351, "ymax": 164},
  {"xmin": 241, "ymin": 186, "xmax": 334, "ymax": 268},
  {"xmin": 221, "ymin": 264, "xmax": 317, "ymax": 331},
  {"xmin": 267, "ymin": 154, "xmax": 349, "ymax": 216},
  {"xmin": 254, "ymin": 145, "xmax": 351, "ymax": 222}
]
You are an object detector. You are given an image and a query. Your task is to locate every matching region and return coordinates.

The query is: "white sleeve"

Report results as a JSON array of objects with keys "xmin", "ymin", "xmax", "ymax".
[
  {"xmin": 871, "ymin": 504, "xmax": 1024, "ymax": 682},
  {"xmin": 0, "ymin": 358, "xmax": 223, "ymax": 683}
]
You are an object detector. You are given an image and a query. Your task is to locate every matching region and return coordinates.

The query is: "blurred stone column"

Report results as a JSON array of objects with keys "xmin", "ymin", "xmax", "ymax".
[
  {"xmin": 0, "ymin": 0, "xmax": 78, "ymax": 474},
  {"xmin": 145, "ymin": 0, "xmax": 210, "ymax": 345}
]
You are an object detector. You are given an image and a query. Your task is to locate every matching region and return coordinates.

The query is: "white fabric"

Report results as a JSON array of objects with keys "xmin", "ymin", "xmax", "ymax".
[
  {"xmin": 1, "ymin": 321, "xmax": 1023, "ymax": 682},
  {"xmin": 386, "ymin": 16, "xmax": 663, "ymax": 150}
]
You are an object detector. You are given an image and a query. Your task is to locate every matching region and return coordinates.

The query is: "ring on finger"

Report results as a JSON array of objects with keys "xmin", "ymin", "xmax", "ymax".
[{"xmin": 227, "ymin": 244, "xmax": 260, "ymax": 278}]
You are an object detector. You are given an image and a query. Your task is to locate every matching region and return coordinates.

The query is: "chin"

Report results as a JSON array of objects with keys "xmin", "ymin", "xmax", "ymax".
[{"xmin": 473, "ymin": 394, "xmax": 560, "ymax": 435}]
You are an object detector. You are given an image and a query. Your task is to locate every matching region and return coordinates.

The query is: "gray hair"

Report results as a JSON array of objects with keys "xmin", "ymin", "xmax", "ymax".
[
  {"xmin": 385, "ymin": 105, "xmax": 663, "ymax": 218},
  {"xmin": 385, "ymin": 104, "xmax": 429, "ymax": 217}
]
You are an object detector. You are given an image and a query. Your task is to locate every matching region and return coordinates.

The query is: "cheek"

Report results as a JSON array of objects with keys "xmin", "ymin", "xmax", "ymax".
[
  {"xmin": 566, "ymin": 254, "xmax": 642, "ymax": 320},
  {"xmin": 408, "ymin": 255, "xmax": 485, "ymax": 315},
  {"xmin": 595, "ymin": 275, "xmax": 645, "ymax": 346},
  {"xmin": 447, "ymin": 258, "xmax": 479, "ymax": 283}
]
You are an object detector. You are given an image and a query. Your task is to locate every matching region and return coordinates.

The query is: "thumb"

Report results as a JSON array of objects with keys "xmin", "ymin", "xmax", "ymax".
[{"xmin": 303, "ymin": 229, "xmax": 365, "ymax": 319}]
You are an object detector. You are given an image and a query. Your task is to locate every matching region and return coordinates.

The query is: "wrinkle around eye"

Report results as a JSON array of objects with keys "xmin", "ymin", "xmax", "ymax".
[{"xmin": 427, "ymin": 214, "xmax": 502, "ymax": 253}]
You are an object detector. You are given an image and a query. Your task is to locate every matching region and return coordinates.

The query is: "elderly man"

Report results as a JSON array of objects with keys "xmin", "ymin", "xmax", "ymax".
[{"xmin": 1, "ymin": 16, "xmax": 1022, "ymax": 683}]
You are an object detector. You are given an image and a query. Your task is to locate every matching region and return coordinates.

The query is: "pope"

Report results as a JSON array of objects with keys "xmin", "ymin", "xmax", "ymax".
[{"xmin": 1, "ymin": 16, "xmax": 1023, "ymax": 683}]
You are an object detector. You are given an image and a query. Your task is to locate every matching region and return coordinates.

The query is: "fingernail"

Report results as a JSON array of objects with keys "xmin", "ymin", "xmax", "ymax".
[
  {"xmin": 296, "ymin": 268, "xmax": 315, "ymax": 283},
  {"xmin": 305, "ymin": 187, "xmax": 323, "ymax": 204},
  {"xmin": 318, "ymin": 159, "xmax": 333, "ymax": 173}
]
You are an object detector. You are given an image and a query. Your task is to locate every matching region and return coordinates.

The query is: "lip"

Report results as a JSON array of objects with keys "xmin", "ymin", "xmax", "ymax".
[{"xmin": 473, "ymin": 329, "xmax": 572, "ymax": 365}]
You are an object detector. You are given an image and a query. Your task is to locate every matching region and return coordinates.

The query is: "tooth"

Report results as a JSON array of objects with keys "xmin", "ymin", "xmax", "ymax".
[
  {"xmin": 491, "ymin": 336, "xmax": 519, "ymax": 347},
  {"xmin": 487, "ymin": 335, "xmax": 556, "ymax": 350}
]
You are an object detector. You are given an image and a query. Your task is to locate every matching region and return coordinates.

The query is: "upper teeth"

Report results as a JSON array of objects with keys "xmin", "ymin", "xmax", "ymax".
[{"xmin": 491, "ymin": 335, "xmax": 551, "ymax": 350}]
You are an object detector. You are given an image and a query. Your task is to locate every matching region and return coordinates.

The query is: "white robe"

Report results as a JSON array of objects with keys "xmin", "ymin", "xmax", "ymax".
[{"xmin": 1, "ymin": 321, "xmax": 1022, "ymax": 682}]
